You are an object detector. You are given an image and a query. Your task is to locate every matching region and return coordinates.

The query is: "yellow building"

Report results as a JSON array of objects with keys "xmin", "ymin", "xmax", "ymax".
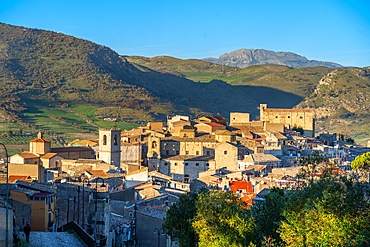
[{"xmin": 11, "ymin": 181, "xmax": 56, "ymax": 232}]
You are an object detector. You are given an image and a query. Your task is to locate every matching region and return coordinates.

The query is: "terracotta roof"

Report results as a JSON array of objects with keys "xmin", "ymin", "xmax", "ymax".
[
  {"xmin": 172, "ymin": 119, "xmax": 191, "ymax": 126},
  {"xmin": 245, "ymin": 154, "xmax": 281, "ymax": 163},
  {"xmin": 41, "ymin": 153, "xmax": 58, "ymax": 159},
  {"xmin": 30, "ymin": 138, "xmax": 50, "ymax": 143},
  {"xmin": 68, "ymin": 139, "xmax": 98, "ymax": 147},
  {"xmin": 163, "ymin": 155, "xmax": 213, "ymax": 161},
  {"xmin": 162, "ymin": 136, "xmax": 217, "ymax": 143},
  {"xmin": 15, "ymin": 152, "xmax": 39, "ymax": 159},
  {"xmin": 86, "ymin": 170, "xmax": 107, "ymax": 176},
  {"xmin": 204, "ymin": 122, "xmax": 224, "ymax": 127},
  {"xmin": 214, "ymin": 130, "xmax": 232, "ymax": 135},
  {"xmin": 230, "ymin": 181, "xmax": 253, "ymax": 194},
  {"xmin": 8, "ymin": 175, "xmax": 32, "ymax": 183}
]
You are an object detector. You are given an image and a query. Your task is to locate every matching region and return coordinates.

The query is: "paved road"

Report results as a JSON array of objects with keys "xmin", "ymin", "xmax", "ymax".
[{"xmin": 19, "ymin": 231, "xmax": 87, "ymax": 247}]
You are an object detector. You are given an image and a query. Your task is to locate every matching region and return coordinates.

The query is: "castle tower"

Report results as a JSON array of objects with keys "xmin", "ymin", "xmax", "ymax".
[
  {"xmin": 98, "ymin": 128, "xmax": 121, "ymax": 168},
  {"xmin": 29, "ymin": 131, "xmax": 51, "ymax": 155},
  {"xmin": 260, "ymin": 104, "xmax": 267, "ymax": 122}
]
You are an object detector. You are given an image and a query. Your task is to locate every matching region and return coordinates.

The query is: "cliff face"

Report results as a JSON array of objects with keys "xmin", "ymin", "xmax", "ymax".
[{"xmin": 203, "ymin": 48, "xmax": 343, "ymax": 69}]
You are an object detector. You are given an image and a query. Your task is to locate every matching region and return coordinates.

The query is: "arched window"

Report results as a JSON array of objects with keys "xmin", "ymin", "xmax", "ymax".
[
  {"xmin": 114, "ymin": 135, "xmax": 118, "ymax": 145},
  {"xmin": 103, "ymin": 135, "xmax": 107, "ymax": 145},
  {"xmin": 152, "ymin": 141, "xmax": 157, "ymax": 148}
]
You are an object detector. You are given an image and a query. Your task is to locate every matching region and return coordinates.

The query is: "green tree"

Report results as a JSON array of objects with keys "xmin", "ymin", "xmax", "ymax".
[
  {"xmin": 163, "ymin": 191, "xmax": 199, "ymax": 247},
  {"xmin": 292, "ymin": 125, "xmax": 304, "ymax": 135},
  {"xmin": 251, "ymin": 188, "xmax": 286, "ymax": 246},
  {"xmin": 298, "ymin": 151, "xmax": 323, "ymax": 180},
  {"xmin": 192, "ymin": 190, "xmax": 256, "ymax": 247},
  {"xmin": 279, "ymin": 177, "xmax": 370, "ymax": 247},
  {"xmin": 351, "ymin": 152, "xmax": 370, "ymax": 170}
]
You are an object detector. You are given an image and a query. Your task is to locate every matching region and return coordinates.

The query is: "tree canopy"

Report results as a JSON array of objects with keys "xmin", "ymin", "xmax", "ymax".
[
  {"xmin": 164, "ymin": 176, "xmax": 370, "ymax": 247},
  {"xmin": 351, "ymin": 151, "xmax": 370, "ymax": 170}
]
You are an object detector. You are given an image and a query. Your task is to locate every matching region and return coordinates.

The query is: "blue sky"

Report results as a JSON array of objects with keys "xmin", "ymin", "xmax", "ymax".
[{"xmin": 1, "ymin": 0, "xmax": 369, "ymax": 67}]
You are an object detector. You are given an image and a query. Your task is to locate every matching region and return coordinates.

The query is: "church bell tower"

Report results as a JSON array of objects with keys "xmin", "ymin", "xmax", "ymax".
[{"xmin": 98, "ymin": 127, "xmax": 121, "ymax": 168}]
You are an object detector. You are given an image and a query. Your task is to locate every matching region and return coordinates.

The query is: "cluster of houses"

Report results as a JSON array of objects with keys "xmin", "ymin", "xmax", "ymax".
[{"xmin": 0, "ymin": 104, "xmax": 369, "ymax": 246}]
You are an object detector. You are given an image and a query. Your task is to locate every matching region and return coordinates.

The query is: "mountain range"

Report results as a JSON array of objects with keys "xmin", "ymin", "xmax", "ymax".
[
  {"xmin": 0, "ymin": 23, "xmax": 369, "ymax": 144},
  {"xmin": 203, "ymin": 49, "xmax": 343, "ymax": 69}
]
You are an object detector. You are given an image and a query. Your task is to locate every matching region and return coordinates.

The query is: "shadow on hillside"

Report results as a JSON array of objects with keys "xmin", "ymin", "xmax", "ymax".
[{"xmin": 120, "ymin": 63, "xmax": 303, "ymax": 118}]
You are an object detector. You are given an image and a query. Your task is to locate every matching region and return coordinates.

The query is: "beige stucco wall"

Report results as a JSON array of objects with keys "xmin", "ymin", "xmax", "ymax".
[
  {"xmin": 160, "ymin": 159, "xmax": 210, "ymax": 181},
  {"xmin": 180, "ymin": 141, "xmax": 216, "ymax": 156},
  {"xmin": 215, "ymin": 143, "xmax": 238, "ymax": 171},
  {"xmin": 11, "ymin": 191, "xmax": 56, "ymax": 232},
  {"xmin": 41, "ymin": 155, "xmax": 63, "ymax": 169},
  {"xmin": 30, "ymin": 141, "xmax": 51, "ymax": 156},
  {"xmin": 230, "ymin": 112, "xmax": 250, "ymax": 126},
  {"xmin": 8, "ymin": 164, "xmax": 44, "ymax": 182}
]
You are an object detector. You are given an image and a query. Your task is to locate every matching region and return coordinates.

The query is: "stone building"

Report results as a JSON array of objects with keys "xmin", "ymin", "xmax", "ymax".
[
  {"xmin": 8, "ymin": 163, "xmax": 45, "ymax": 182},
  {"xmin": 259, "ymin": 104, "xmax": 315, "ymax": 137},
  {"xmin": 9, "ymin": 132, "xmax": 96, "ymax": 171},
  {"xmin": 229, "ymin": 112, "xmax": 251, "ymax": 126},
  {"xmin": 159, "ymin": 155, "xmax": 214, "ymax": 182},
  {"xmin": 215, "ymin": 142, "xmax": 250, "ymax": 171}
]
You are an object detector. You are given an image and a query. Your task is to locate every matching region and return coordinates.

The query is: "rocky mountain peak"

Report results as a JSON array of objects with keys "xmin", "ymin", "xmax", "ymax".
[{"xmin": 203, "ymin": 48, "xmax": 343, "ymax": 69}]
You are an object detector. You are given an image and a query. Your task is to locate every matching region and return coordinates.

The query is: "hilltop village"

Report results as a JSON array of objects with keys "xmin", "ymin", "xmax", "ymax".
[{"xmin": 0, "ymin": 104, "xmax": 369, "ymax": 246}]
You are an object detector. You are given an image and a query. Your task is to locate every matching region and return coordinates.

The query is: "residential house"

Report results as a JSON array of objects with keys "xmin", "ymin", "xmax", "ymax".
[
  {"xmin": 238, "ymin": 153, "xmax": 281, "ymax": 173},
  {"xmin": 215, "ymin": 142, "xmax": 250, "ymax": 171},
  {"xmin": 11, "ymin": 181, "xmax": 56, "ymax": 232}
]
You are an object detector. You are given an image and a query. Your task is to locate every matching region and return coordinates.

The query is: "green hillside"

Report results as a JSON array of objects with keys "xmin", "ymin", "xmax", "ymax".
[
  {"xmin": 126, "ymin": 56, "xmax": 332, "ymax": 98},
  {"xmin": 0, "ymin": 23, "xmax": 369, "ymax": 145},
  {"xmin": 298, "ymin": 67, "xmax": 370, "ymax": 144}
]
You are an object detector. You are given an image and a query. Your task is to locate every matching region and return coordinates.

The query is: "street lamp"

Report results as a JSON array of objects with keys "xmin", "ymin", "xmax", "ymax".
[
  {"xmin": 82, "ymin": 178, "xmax": 91, "ymax": 229},
  {"xmin": 94, "ymin": 177, "xmax": 106, "ymax": 246},
  {"xmin": 0, "ymin": 142, "xmax": 9, "ymax": 247}
]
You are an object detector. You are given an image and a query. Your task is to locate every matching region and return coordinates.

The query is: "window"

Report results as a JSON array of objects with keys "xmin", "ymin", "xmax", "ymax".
[
  {"xmin": 185, "ymin": 163, "xmax": 188, "ymax": 166},
  {"xmin": 196, "ymin": 163, "xmax": 199, "ymax": 166},
  {"xmin": 206, "ymin": 163, "xmax": 209, "ymax": 166},
  {"xmin": 275, "ymin": 116, "xmax": 278, "ymax": 118},
  {"xmin": 103, "ymin": 135, "xmax": 107, "ymax": 145},
  {"xmin": 164, "ymin": 163, "xmax": 168, "ymax": 166},
  {"xmin": 114, "ymin": 135, "xmax": 118, "ymax": 145},
  {"xmin": 186, "ymin": 151, "xmax": 189, "ymax": 155},
  {"xmin": 206, "ymin": 151, "xmax": 210, "ymax": 155},
  {"xmin": 166, "ymin": 150, "xmax": 169, "ymax": 155},
  {"xmin": 224, "ymin": 151, "xmax": 228, "ymax": 155},
  {"xmin": 152, "ymin": 141, "xmax": 157, "ymax": 148},
  {"xmin": 196, "ymin": 151, "xmax": 199, "ymax": 155},
  {"xmin": 174, "ymin": 163, "xmax": 178, "ymax": 166},
  {"xmin": 176, "ymin": 150, "xmax": 179, "ymax": 155},
  {"xmin": 300, "ymin": 116, "xmax": 303, "ymax": 119},
  {"xmin": 288, "ymin": 116, "xmax": 290, "ymax": 119}
]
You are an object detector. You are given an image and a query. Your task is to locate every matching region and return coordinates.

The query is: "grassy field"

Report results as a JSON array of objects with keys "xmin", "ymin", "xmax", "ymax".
[{"xmin": 0, "ymin": 100, "xmax": 140, "ymax": 145}]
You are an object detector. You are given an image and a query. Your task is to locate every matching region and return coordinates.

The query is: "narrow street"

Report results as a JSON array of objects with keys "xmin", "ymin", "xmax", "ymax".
[{"xmin": 19, "ymin": 231, "xmax": 86, "ymax": 247}]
